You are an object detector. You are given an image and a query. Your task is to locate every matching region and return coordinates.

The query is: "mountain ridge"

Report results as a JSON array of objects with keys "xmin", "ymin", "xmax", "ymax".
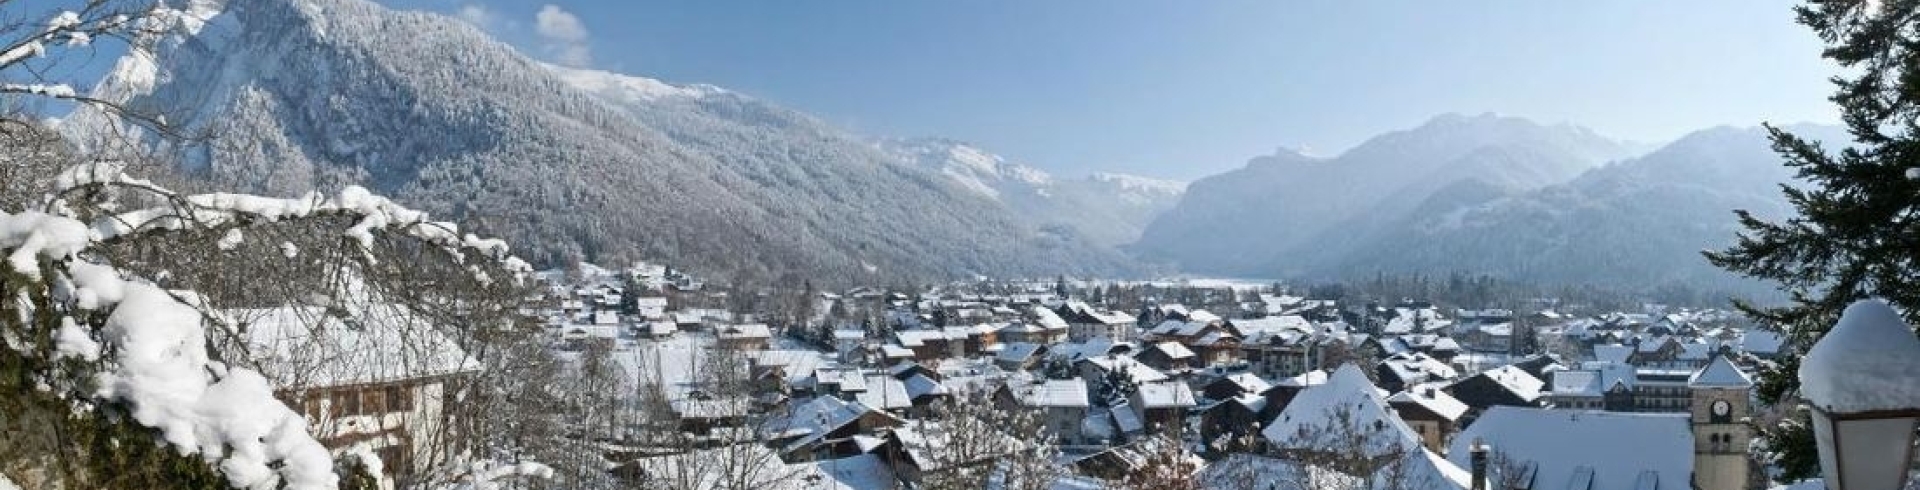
[{"xmin": 67, "ymin": 0, "xmax": 1152, "ymax": 285}]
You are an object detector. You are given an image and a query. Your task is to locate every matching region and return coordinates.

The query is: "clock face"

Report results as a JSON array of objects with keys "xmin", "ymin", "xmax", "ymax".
[{"xmin": 1711, "ymin": 400, "xmax": 1731, "ymax": 417}]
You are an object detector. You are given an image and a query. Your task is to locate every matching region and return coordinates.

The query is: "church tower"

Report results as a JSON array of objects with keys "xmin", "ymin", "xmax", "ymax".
[{"xmin": 1689, "ymin": 355, "xmax": 1753, "ymax": 490}]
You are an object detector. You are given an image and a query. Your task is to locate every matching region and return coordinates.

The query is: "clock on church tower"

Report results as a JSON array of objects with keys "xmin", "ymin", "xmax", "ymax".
[{"xmin": 1689, "ymin": 356, "xmax": 1754, "ymax": 490}]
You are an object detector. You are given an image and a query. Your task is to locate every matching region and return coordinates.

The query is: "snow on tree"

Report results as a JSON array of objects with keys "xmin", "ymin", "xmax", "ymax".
[{"xmin": 0, "ymin": 4, "xmax": 569, "ymax": 488}]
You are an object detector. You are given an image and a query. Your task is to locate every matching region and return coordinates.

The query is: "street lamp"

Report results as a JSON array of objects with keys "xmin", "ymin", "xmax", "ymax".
[{"xmin": 1799, "ymin": 299, "xmax": 1920, "ymax": 490}]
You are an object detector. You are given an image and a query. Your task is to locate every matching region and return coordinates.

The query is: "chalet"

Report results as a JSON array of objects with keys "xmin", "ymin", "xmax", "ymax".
[
  {"xmin": 232, "ymin": 304, "xmax": 482, "ymax": 484},
  {"xmin": 1442, "ymin": 365, "xmax": 1545, "ymax": 424},
  {"xmin": 1455, "ymin": 322, "xmax": 1514, "ymax": 353},
  {"xmin": 852, "ymin": 374, "xmax": 914, "ymax": 413},
  {"xmin": 1261, "ymin": 365, "xmax": 1425, "ymax": 464},
  {"xmin": 993, "ymin": 342, "xmax": 1048, "ymax": 371},
  {"xmin": 993, "ymin": 375, "xmax": 1093, "ymax": 444},
  {"xmin": 1508, "ymin": 353, "xmax": 1565, "ymax": 381},
  {"xmin": 631, "ymin": 296, "xmax": 669, "ymax": 320},
  {"xmin": 1198, "ymin": 394, "xmax": 1270, "ymax": 450},
  {"xmin": 1056, "ymin": 301, "xmax": 1138, "ymax": 343},
  {"xmin": 1629, "ymin": 335, "xmax": 1685, "ymax": 367},
  {"xmin": 1630, "ymin": 369, "xmax": 1694, "ymax": 412},
  {"xmin": 1377, "ymin": 352, "xmax": 1458, "ymax": 393},
  {"xmin": 1202, "ymin": 372, "xmax": 1273, "ymax": 401},
  {"xmin": 558, "ymin": 324, "xmax": 619, "ymax": 351},
  {"xmin": 894, "ymin": 330, "xmax": 954, "ymax": 362},
  {"xmin": 1135, "ymin": 341, "xmax": 1198, "ymax": 372},
  {"xmin": 1258, "ymin": 369, "xmax": 1329, "ymax": 415},
  {"xmin": 1386, "ymin": 386, "xmax": 1467, "ymax": 453},
  {"xmin": 760, "ymin": 396, "xmax": 905, "ymax": 463},
  {"xmin": 715, "ymin": 323, "xmax": 772, "ymax": 350},
  {"xmin": 1547, "ymin": 369, "xmax": 1606, "ymax": 410},
  {"xmin": 1239, "ymin": 331, "xmax": 1312, "ymax": 377},
  {"xmin": 1077, "ymin": 354, "xmax": 1171, "ymax": 390},
  {"xmin": 629, "ymin": 320, "xmax": 671, "ymax": 340},
  {"xmin": 832, "ymin": 328, "xmax": 868, "ymax": 359},
  {"xmin": 1128, "ymin": 382, "xmax": 1198, "ymax": 435}
]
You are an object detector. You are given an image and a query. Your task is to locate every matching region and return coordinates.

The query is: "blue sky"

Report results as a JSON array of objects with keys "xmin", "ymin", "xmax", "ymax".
[{"xmin": 383, "ymin": 0, "xmax": 1838, "ymax": 180}]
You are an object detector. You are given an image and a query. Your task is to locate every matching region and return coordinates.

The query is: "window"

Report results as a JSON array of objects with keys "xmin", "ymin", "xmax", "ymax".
[
  {"xmin": 331, "ymin": 390, "xmax": 362, "ymax": 417},
  {"xmin": 386, "ymin": 385, "xmax": 414, "ymax": 412},
  {"xmin": 362, "ymin": 389, "xmax": 386, "ymax": 415}
]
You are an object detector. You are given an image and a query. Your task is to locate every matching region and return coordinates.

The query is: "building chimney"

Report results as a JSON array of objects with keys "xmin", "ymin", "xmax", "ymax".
[{"xmin": 1470, "ymin": 437, "xmax": 1489, "ymax": 490}]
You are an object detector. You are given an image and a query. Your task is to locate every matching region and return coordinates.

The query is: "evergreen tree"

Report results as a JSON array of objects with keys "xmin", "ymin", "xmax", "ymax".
[{"xmin": 1703, "ymin": 0, "xmax": 1920, "ymax": 482}]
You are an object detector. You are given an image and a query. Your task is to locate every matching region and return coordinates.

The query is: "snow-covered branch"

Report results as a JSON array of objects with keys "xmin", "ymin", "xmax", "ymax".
[{"xmin": 1, "ymin": 162, "xmax": 533, "ymax": 489}]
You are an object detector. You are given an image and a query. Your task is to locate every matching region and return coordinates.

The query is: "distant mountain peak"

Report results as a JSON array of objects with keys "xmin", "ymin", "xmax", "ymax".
[
  {"xmin": 547, "ymin": 64, "xmax": 728, "ymax": 103},
  {"xmin": 1087, "ymin": 172, "xmax": 1186, "ymax": 196},
  {"xmin": 881, "ymin": 137, "xmax": 1053, "ymax": 198}
]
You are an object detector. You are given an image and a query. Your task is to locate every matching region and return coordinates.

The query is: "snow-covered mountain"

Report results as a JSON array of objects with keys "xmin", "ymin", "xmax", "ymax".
[
  {"xmin": 66, "ymin": 0, "xmax": 1149, "ymax": 284},
  {"xmin": 879, "ymin": 138, "xmax": 1186, "ymax": 246},
  {"xmin": 1316, "ymin": 124, "xmax": 1846, "ymax": 296},
  {"xmin": 1131, "ymin": 113, "xmax": 1643, "ymax": 275},
  {"xmin": 1134, "ymin": 115, "xmax": 1843, "ymax": 297}
]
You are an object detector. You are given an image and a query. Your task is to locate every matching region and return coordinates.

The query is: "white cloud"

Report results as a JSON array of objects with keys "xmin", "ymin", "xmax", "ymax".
[
  {"xmin": 535, "ymin": 4, "xmax": 591, "ymax": 67},
  {"xmin": 455, "ymin": 4, "xmax": 496, "ymax": 29}
]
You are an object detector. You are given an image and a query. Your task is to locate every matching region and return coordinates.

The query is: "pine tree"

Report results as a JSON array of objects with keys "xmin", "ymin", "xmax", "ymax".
[{"xmin": 1702, "ymin": 0, "xmax": 1920, "ymax": 482}]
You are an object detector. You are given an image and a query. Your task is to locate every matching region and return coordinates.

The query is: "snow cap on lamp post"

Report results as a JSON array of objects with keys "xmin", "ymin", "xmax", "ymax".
[{"xmin": 1798, "ymin": 298, "xmax": 1920, "ymax": 490}]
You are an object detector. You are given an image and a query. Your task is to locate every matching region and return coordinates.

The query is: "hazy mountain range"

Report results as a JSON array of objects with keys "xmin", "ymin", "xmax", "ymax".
[
  {"xmin": 878, "ymin": 138, "xmax": 1186, "ymax": 246},
  {"xmin": 1133, "ymin": 114, "xmax": 1841, "ymax": 296},
  {"xmin": 61, "ymin": 0, "xmax": 1833, "ymax": 294}
]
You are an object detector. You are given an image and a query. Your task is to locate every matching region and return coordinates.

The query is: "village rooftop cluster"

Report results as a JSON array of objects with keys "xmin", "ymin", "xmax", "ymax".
[{"xmin": 497, "ymin": 262, "xmax": 1782, "ymax": 490}]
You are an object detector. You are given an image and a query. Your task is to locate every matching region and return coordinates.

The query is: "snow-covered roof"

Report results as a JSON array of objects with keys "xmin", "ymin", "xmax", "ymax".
[
  {"xmin": 645, "ymin": 321, "xmax": 676, "ymax": 336},
  {"xmin": 902, "ymin": 374, "xmax": 946, "ymax": 400},
  {"xmin": 228, "ymin": 304, "xmax": 481, "ymax": 388},
  {"xmin": 1186, "ymin": 310, "xmax": 1222, "ymax": 324},
  {"xmin": 718, "ymin": 323, "xmax": 771, "ymax": 340},
  {"xmin": 1031, "ymin": 305, "xmax": 1070, "ymax": 330},
  {"xmin": 1081, "ymin": 355, "xmax": 1170, "ymax": 383},
  {"xmin": 1004, "ymin": 377, "xmax": 1091, "ymax": 408},
  {"xmin": 1217, "ymin": 372, "xmax": 1272, "ymax": 395},
  {"xmin": 1387, "ymin": 387, "xmax": 1469, "ymax": 422},
  {"xmin": 1448, "ymin": 407, "xmax": 1693, "ymax": 490},
  {"xmin": 1202, "ymin": 449, "xmax": 1468, "ymax": 490},
  {"xmin": 744, "ymin": 349, "xmax": 830, "ymax": 382},
  {"xmin": 881, "ymin": 344, "xmax": 915, "ymax": 358},
  {"xmin": 1134, "ymin": 382, "xmax": 1197, "ymax": 409},
  {"xmin": 817, "ymin": 368, "xmax": 870, "ymax": 392},
  {"xmin": 1148, "ymin": 319, "xmax": 1187, "ymax": 336},
  {"xmin": 1800, "ymin": 299, "xmax": 1920, "ymax": 413},
  {"xmin": 1687, "ymin": 356, "xmax": 1752, "ymax": 388},
  {"xmin": 996, "ymin": 342, "xmax": 1045, "ymax": 364},
  {"xmin": 1477, "ymin": 365, "xmax": 1546, "ymax": 402},
  {"xmin": 854, "ymin": 374, "xmax": 914, "ymax": 410},
  {"xmin": 592, "ymin": 310, "xmax": 620, "ymax": 325},
  {"xmin": 1550, "ymin": 369, "xmax": 1604, "ymax": 398},
  {"xmin": 1594, "ymin": 344, "xmax": 1633, "ymax": 364},
  {"xmin": 1379, "ymin": 352, "xmax": 1458, "ymax": 385},
  {"xmin": 1263, "ymin": 364, "xmax": 1423, "ymax": 457},
  {"xmin": 1150, "ymin": 341, "xmax": 1196, "ymax": 359},
  {"xmin": 1677, "ymin": 342, "xmax": 1711, "ymax": 361},
  {"xmin": 761, "ymin": 395, "xmax": 869, "ymax": 444},
  {"xmin": 1233, "ymin": 315, "xmax": 1314, "ymax": 336},
  {"xmin": 1275, "ymin": 369, "xmax": 1330, "ymax": 388}
]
